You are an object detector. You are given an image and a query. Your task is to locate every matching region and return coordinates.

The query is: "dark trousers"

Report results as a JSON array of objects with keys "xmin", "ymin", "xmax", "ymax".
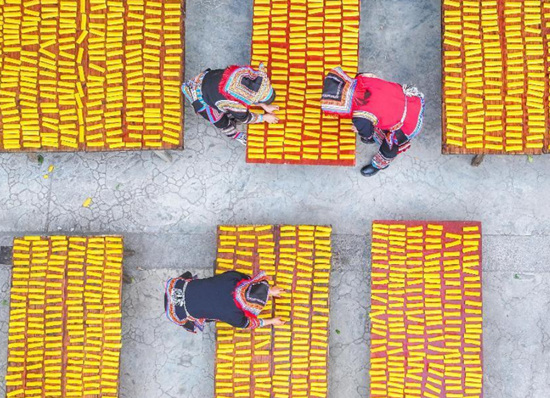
[
  {"xmin": 192, "ymin": 100, "xmax": 239, "ymax": 138},
  {"xmin": 360, "ymin": 128, "xmax": 409, "ymax": 169}
]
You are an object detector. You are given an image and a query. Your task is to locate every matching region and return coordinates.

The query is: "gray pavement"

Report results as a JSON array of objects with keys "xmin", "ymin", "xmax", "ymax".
[{"xmin": 0, "ymin": 0, "xmax": 550, "ymax": 397}]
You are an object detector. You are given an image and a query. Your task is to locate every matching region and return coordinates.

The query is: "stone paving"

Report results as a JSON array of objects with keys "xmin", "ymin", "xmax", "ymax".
[{"xmin": 1, "ymin": 0, "xmax": 550, "ymax": 397}]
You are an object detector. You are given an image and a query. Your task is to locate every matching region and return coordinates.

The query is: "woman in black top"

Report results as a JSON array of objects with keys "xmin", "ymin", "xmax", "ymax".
[
  {"xmin": 164, "ymin": 270, "xmax": 285, "ymax": 333},
  {"xmin": 182, "ymin": 64, "xmax": 280, "ymax": 145}
]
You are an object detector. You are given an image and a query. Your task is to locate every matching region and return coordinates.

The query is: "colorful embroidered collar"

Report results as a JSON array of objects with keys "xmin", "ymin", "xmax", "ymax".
[
  {"xmin": 321, "ymin": 67, "xmax": 357, "ymax": 117},
  {"xmin": 219, "ymin": 64, "xmax": 274, "ymax": 107},
  {"xmin": 233, "ymin": 271, "xmax": 270, "ymax": 317}
]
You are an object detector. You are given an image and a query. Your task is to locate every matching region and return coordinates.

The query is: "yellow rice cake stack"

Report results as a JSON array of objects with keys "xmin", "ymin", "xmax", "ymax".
[
  {"xmin": 0, "ymin": 0, "xmax": 184, "ymax": 151},
  {"xmin": 247, "ymin": 0, "xmax": 360, "ymax": 165},
  {"xmin": 5, "ymin": 236, "xmax": 124, "ymax": 398},
  {"xmin": 442, "ymin": 0, "xmax": 550, "ymax": 154},
  {"xmin": 215, "ymin": 225, "xmax": 332, "ymax": 398},
  {"xmin": 369, "ymin": 221, "xmax": 483, "ymax": 398}
]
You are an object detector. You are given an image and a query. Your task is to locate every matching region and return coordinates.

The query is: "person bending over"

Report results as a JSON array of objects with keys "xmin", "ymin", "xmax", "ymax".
[
  {"xmin": 164, "ymin": 270, "xmax": 285, "ymax": 333},
  {"xmin": 182, "ymin": 64, "xmax": 279, "ymax": 145},
  {"xmin": 321, "ymin": 67, "xmax": 425, "ymax": 177}
]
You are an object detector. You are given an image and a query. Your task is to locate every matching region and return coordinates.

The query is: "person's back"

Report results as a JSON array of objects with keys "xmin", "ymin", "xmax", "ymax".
[
  {"xmin": 185, "ymin": 271, "xmax": 246, "ymax": 324},
  {"xmin": 354, "ymin": 75, "xmax": 422, "ymax": 137}
]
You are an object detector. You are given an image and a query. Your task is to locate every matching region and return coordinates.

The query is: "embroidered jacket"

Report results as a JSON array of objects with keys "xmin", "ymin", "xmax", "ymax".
[
  {"xmin": 201, "ymin": 68, "xmax": 265, "ymax": 124},
  {"xmin": 232, "ymin": 271, "xmax": 270, "ymax": 329},
  {"xmin": 321, "ymin": 67, "xmax": 425, "ymax": 146}
]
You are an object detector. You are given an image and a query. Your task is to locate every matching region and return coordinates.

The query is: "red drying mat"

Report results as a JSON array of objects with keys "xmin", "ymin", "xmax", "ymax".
[
  {"xmin": 369, "ymin": 221, "xmax": 483, "ymax": 398},
  {"xmin": 246, "ymin": 0, "xmax": 360, "ymax": 165},
  {"xmin": 214, "ymin": 225, "xmax": 332, "ymax": 398},
  {"xmin": 0, "ymin": 0, "xmax": 184, "ymax": 152},
  {"xmin": 5, "ymin": 236, "xmax": 124, "ymax": 398},
  {"xmin": 442, "ymin": 0, "xmax": 550, "ymax": 155}
]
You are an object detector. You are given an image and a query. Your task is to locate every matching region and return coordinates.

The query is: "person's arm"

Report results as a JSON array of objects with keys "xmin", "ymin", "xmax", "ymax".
[
  {"xmin": 231, "ymin": 315, "xmax": 285, "ymax": 330},
  {"xmin": 262, "ymin": 317, "xmax": 286, "ymax": 327},
  {"xmin": 216, "ymin": 99, "xmax": 279, "ymax": 125},
  {"xmin": 258, "ymin": 103, "xmax": 279, "ymax": 114},
  {"xmin": 244, "ymin": 316, "xmax": 285, "ymax": 329},
  {"xmin": 269, "ymin": 285, "xmax": 285, "ymax": 297},
  {"xmin": 230, "ymin": 109, "xmax": 279, "ymax": 125},
  {"xmin": 231, "ymin": 110, "xmax": 264, "ymax": 124},
  {"xmin": 215, "ymin": 100, "xmax": 261, "ymax": 124}
]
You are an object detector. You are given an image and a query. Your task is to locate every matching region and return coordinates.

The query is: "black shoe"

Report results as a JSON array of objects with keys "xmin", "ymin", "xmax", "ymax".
[
  {"xmin": 360, "ymin": 164, "xmax": 380, "ymax": 177},
  {"xmin": 360, "ymin": 136, "xmax": 375, "ymax": 145},
  {"xmin": 180, "ymin": 271, "xmax": 193, "ymax": 279}
]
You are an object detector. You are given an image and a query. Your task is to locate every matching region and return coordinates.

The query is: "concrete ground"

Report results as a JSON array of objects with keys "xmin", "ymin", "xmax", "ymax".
[{"xmin": 1, "ymin": 0, "xmax": 550, "ymax": 397}]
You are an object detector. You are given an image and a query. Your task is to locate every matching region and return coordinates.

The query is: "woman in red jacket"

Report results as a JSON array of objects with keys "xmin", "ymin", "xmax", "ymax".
[{"xmin": 321, "ymin": 67, "xmax": 425, "ymax": 176}]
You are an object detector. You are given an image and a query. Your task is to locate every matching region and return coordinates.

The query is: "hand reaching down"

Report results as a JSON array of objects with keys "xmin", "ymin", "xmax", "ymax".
[
  {"xmin": 260, "ymin": 103, "xmax": 280, "ymax": 114},
  {"xmin": 264, "ymin": 317, "xmax": 286, "ymax": 327},
  {"xmin": 263, "ymin": 113, "xmax": 279, "ymax": 124},
  {"xmin": 269, "ymin": 285, "xmax": 286, "ymax": 298}
]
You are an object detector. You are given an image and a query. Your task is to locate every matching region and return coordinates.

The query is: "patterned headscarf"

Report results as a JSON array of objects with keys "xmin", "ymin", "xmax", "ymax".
[
  {"xmin": 233, "ymin": 271, "xmax": 270, "ymax": 317},
  {"xmin": 219, "ymin": 64, "xmax": 275, "ymax": 107},
  {"xmin": 320, "ymin": 67, "xmax": 357, "ymax": 117}
]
